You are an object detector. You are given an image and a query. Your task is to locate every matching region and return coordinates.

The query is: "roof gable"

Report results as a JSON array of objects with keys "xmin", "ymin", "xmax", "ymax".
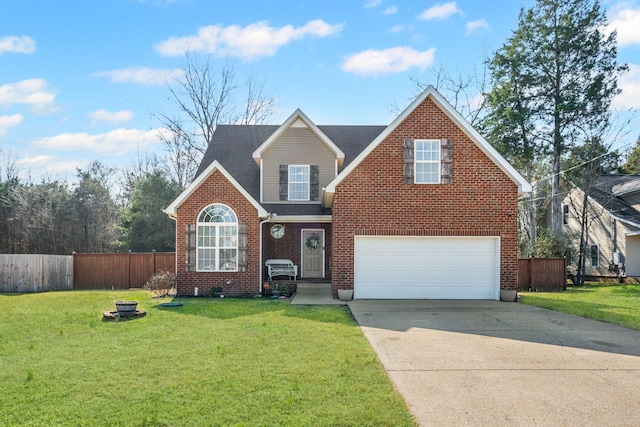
[
  {"xmin": 164, "ymin": 160, "xmax": 267, "ymax": 218},
  {"xmin": 324, "ymin": 86, "xmax": 532, "ymax": 201},
  {"xmin": 252, "ymin": 108, "xmax": 345, "ymax": 167}
]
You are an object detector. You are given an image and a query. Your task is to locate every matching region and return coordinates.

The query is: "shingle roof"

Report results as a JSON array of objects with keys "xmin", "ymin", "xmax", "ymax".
[
  {"xmin": 195, "ymin": 124, "xmax": 386, "ymax": 216},
  {"xmin": 589, "ymin": 175, "xmax": 640, "ymax": 227}
]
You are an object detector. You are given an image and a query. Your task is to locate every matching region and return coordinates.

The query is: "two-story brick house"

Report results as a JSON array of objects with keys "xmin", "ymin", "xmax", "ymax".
[{"xmin": 164, "ymin": 86, "xmax": 531, "ymax": 299}]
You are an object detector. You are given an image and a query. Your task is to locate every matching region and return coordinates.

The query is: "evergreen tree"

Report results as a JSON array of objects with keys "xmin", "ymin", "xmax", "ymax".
[
  {"xmin": 482, "ymin": 0, "xmax": 626, "ymax": 237},
  {"xmin": 120, "ymin": 170, "xmax": 181, "ymax": 251},
  {"xmin": 619, "ymin": 135, "xmax": 640, "ymax": 174}
]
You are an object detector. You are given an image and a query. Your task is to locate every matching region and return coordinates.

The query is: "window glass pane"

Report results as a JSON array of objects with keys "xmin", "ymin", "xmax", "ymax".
[
  {"xmin": 196, "ymin": 204, "xmax": 239, "ymax": 271},
  {"xmin": 415, "ymin": 162, "xmax": 439, "ymax": 183},
  {"xmin": 197, "ymin": 225, "xmax": 216, "ymax": 247},
  {"xmin": 218, "ymin": 225, "xmax": 238, "ymax": 247},
  {"xmin": 290, "ymin": 183, "xmax": 308, "ymax": 200},
  {"xmin": 218, "ymin": 249, "xmax": 237, "ymax": 271},
  {"xmin": 198, "ymin": 204, "xmax": 237, "ymax": 223},
  {"xmin": 197, "ymin": 248, "xmax": 216, "ymax": 270},
  {"xmin": 590, "ymin": 245, "xmax": 599, "ymax": 266},
  {"xmin": 289, "ymin": 165, "xmax": 309, "ymax": 200},
  {"xmin": 414, "ymin": 140, "xmax": 440, "ymax": 184}
]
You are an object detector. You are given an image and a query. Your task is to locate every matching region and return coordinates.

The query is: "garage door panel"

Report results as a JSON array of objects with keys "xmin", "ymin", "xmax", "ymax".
[{"xmin": 354, "ymin": 236, "xmax": 499, "ymax": 300}]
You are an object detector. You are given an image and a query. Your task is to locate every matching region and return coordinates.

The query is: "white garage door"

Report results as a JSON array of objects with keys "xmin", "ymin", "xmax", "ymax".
[{"xmin": 354, "ymin": 236, "xmax": 499, "ymax": 300}]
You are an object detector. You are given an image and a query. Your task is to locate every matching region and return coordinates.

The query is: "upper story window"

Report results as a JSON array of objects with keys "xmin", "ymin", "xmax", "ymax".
[
  {"xmin": 196, "ymin": 203, "xmax": 238, "ymax": 272},
  {"xmin": 415, "ymin": 139, "xmax": 441, "ymax": 184},
  {"xmin": 288, "ymin": 165, "xmax": 310, "ymax": 201}
]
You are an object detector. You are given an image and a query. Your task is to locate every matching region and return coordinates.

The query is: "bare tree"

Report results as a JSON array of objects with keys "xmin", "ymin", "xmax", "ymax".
[
  {"xmin": 161, "ymin": 53, "xmax": 237, "ymax": 156},
  {"xmin": 157, "ymin": 52, "xmax": 277, "ymax": 185},
  {"xmin": 398, "ymin": 64, "xmax": 488, "ymax": 126},
  {"xmin": 239, "ymin": 67, "xmax": 277, "ymax": 125},
  {"xmin": 158, "ymin": 125, "xmax": 199, "ymax": 190}
]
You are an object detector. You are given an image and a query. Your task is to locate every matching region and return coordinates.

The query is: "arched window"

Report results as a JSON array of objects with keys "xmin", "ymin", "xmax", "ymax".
[{"xmin": 196, "ymin": 204, "xmax": 238, "ymax": 272}]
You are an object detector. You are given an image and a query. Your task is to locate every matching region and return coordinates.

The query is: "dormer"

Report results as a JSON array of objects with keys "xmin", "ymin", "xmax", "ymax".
[{"xmin": 252, "ymin": 109, "xmax": 345, "ymax": 204}]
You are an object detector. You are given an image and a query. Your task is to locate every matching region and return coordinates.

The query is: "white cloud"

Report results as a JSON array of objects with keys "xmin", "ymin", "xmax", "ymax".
[
  {"xmin": 342, "ymin": 46, "xmax": 436, "ymax": 77},
  {"xmin": 17, "ymin": 155, "xmax": 86, "ymax": 176},
  {"xmin": 614, "ymin": 63, "xmax": 640, "ymax": 109},
  {"xmin": 0, "ymin": 79, "xmax": 57, "ymax": 114},
  {"xmin": 0, "ymin": 113, "xmax": 23, "ymax": 137},
  {"xmin": 32, "ymin": 128, "xmax": 171, "ymax": 156},
  {"xmin": 607, "ymin": 4, "xmax": 640, "ymax": 46},
  {"xmin": 465, "ymin": 19, "xmax": 489, "ymax": 35},
  {"xmin": 88, "ymin": 109, "xmax": 134, "ymax": 124},
  {"xmin": 390, "ymin": 24, "xmax": 406, "ymax": 33},
  {"xmin": 418, "ymin": 2, "xmax": 462, "ymax": 21},
  {"xmin": 93, "ymin": 67, "xmax": 182, "ymax": 86},
  {"xmin": 0, "ymin": 35, "xmax": 36, "ymax": 54},
  {"xmin": 384, "ymin": 6, "xmax": 398, "ymax": 15},
  {"xmin": 44, "ymin": 160, "xmax": 86, "ymax": 175},
  {"xmin": 154, "ymin": 19, "xmax": 344, "ymax": 59},
  {"xmin": 364, "ymin": 0, "xmax": 382, "ymax": 8}
]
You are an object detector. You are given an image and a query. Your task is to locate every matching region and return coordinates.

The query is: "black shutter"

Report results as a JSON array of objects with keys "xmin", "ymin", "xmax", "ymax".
[
  {"xmin": 279, "ymin": 165, "xmax": 288, "ymax": 201},
  {"xmin": 403, "ymin": 139, "xmax": 414, "ymax": 184},
  {"xmin": 441, "ymin": 138, "xmax": 452, "ymax": 184},
  {"xmin": 185, "ymin": 224, "xmax": 196, "ymax": 272},
  {"xmin": 310, "ymin": 165, "xmax": 319, "ymax": 201}
]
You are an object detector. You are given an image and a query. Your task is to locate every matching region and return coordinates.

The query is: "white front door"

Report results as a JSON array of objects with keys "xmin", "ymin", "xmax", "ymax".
[{"xmin": 301, "ymin": 229, "xmax": 324, "ymax": 278}]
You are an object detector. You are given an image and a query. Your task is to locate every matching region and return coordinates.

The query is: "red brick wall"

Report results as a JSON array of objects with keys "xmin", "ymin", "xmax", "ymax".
[
  {"xmin": 332, "ymin": 97, "xmax": 519, "ymax": 295},
  {"xmin": 175, "ymin": 170, "xmax": 261, "ymax": 297}
]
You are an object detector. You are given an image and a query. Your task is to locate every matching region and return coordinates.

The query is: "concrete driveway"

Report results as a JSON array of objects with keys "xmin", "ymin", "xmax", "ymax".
[{"xmin": 348, "ymin": 300, "xmax": 640, "ymax": 426}]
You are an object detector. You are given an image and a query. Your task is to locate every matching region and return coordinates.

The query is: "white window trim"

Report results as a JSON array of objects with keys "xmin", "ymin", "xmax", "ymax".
[
  {"xmin": 196, "ymin": 204, "xmax": 239, "ymax": 272},
  {"xmin": 414, "ymin": 139, "xmax": 441, "ymax": 184},
  {"xmin": 288, "ymin": 164, "xmax": 310, "ymax": 201}
]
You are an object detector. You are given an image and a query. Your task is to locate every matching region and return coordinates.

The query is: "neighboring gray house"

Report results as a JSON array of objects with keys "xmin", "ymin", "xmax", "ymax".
[{"xmin": 560, "ymin": 175, "xmax": 640, "ymax": 280}]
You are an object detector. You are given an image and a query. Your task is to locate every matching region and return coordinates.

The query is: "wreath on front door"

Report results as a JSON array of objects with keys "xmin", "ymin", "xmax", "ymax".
[{"xmin": 306, "ymin": 233, "xmax": 320, "ymax": 250}]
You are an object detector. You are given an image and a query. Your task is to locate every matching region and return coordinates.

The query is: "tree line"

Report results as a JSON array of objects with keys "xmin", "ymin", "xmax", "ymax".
[{"xmin": 0, "ymin": 151, "xmax": 181, "ymax": 254}]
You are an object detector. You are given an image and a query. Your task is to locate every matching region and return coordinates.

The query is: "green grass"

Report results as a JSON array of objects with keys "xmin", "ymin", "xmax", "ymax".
[
  {"xmin": 0, "ymin": 291, "xmax": 415, "ymax": 427},
  {"xmin": 519, "ymin": 282, "xmax": 640, "ymax": 331}
]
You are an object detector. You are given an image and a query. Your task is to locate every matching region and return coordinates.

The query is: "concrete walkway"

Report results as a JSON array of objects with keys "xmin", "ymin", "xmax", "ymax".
[
  {"xmin": 348, "ymin": 300, "xmax": 640, "ymax": 427},
  {"xmin": 290, "ymin": 283, "xmax": 346, "ymax": 305}
]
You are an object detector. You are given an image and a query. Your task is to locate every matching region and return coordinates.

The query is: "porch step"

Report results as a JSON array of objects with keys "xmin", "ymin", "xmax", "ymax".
[
  {"xmin": 296, "ymin": 282, "xmax": 331, "ymax": 291},
  {"xmin": 291, "ymin": 282, "xmax": 345, "ymax": 306}
]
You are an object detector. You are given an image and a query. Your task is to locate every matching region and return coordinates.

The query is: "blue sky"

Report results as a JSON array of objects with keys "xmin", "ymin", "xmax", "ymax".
[{"xmin": 1, "ymin": 0, "xmax": 639, "ymax": 182}]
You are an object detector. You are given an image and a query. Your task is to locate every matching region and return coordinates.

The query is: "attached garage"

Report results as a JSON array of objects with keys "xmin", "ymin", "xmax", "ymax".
[{"xmin": 353, "ymin": 236, "xmax": 500, "ymax": 300}]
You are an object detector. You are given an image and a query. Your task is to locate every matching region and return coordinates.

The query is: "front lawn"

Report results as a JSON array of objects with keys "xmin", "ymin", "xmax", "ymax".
[
  {"xmin": 519, "ymin": 282, "xmax": 640, "ymax": 331},
  {"xmin": 0, "ymin": 291, "xmax": 415, "ymax": 427}
]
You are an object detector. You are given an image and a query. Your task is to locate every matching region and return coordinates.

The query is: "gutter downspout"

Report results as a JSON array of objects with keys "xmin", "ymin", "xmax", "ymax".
[
  {"xmin": 163, "ymin": 210, "xmax": 178, "ymax": 283},
  {"xmin": 259, "ymin": 213, "xmax": 273, "ymax": 293}
]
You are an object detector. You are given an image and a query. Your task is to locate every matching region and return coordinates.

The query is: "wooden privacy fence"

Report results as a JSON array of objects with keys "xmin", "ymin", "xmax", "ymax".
[
  {"xmin": 73, "ymin": 252, "xmax": 175, "ymax": 290},
  {"xmin": 0, "ymin": 254, "xmax": 73, "ymax": 293},
  {"xmin": 518, "ymin": 258, "xmax": 567, "ymax": 292}
]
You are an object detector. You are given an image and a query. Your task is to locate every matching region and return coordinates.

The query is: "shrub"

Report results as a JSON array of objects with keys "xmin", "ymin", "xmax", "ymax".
[{"xmin": 144, "ymin": 271, "xmax": 176, "ymax": 297}]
